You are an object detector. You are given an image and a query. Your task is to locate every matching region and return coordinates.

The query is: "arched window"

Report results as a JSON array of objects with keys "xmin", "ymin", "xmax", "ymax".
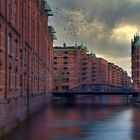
[
  {"xmin": 0, "ymin": 62, "xmax": 2, "ymax": 89},
  {"xmin": 13, "ymin": 1, "xmax": 18, "ymax": 27},
  {"xmin": 8, "ymin": 0, "xmax": 12, "ymax": 22},
  {"xmin": 8, "ymin": 65, "xmax": 12, "ymax": 89},
  {"xmin": 15, "ymin": 66, "xmax": 18, "ymax": 90},
  {"xmin": 8, "ymin": 33, "xmax": 12, "ymax": 55},
  {"xmin": 0, "ymin": 23, "xmax": 2, "ymax": 50},
  {"xmin": 15, "ymin": 39, "xmax": 18, "ymax": 59}
]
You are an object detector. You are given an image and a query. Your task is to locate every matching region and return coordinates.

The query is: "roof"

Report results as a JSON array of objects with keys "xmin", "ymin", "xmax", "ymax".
[
  {"xmin": 54, "ymin": 46, "xmax": 77, "ymax": 50},
  {"xmin": 78, "ymin": 43, "xmax": 87, "ymax": 50},
  {"xmin": 134, "ymin": 38, "xmax": 140, "ymax": 47},
  {"xmin": 54, "ymin": 44, "xmax": 87, "ymax": 50},
  {"xmin": 44, "ymin": 0, "xmax": 53, "ymax": 16},
  {"xmin": 44, "ymin": 0, "xmax": 51, "ymax": 12},
  {"xmin": 132, "ymin": 35, "xmax": 140, "ymax": 48},
  {"xmin": 87, "ymin": 51, "xmax": 96, "ymax": 57},
  {"xmin": 48, "ymin": 26, "xmax": 56, "ymax": 34}
]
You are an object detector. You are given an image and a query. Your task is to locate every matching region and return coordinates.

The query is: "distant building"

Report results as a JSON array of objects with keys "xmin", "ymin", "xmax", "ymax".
[
  {"xmin": 131, "ymin": 33, "xmax": 140, "ymax": 91},
  {"xmin": 53, "ymin": 44, "xmax": 132, "ymax": 92},
  {"xmin": 87, "ymin": 52, "xmax": 96, "ymax": 84},
  {"xmin": 108, "ymin": 63, "xmax": 131, "ymax": 89},
  {"xmin": 95, "ymin": 58, "xmax": 108, "ymax": 85},
  {"xmin": 53, "ymin": 44, "xmax": 89, "ymax": 91}
]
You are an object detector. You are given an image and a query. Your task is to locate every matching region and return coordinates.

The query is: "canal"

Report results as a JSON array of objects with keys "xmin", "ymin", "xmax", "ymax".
[{"xmin": 1, "ymin": 96, "xmax": 140, "ymax": 140}]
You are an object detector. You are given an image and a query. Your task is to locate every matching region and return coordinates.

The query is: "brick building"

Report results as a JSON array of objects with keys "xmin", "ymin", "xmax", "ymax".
[
  {"xmin": 108, "ymin": 62, "xmax": 131, "ymax": 89},
  {"xmin": 0, "ymin": 0, "xmax": 55, "ymax": 98},
  {"xmin": 131, "ymin": 33, "xmax": 140, "ymax": 91},
  {"xmin": 0, "ymin": 0, "xmax": 56, "ymax": 136},
  {"xmin": 87, "ymin": 52, "xmax": 96, "ymax": 84},
  {"xmin": 53, "ymin": 44, "xmax": 89, "ymax": 91},
  {"xmin": 54, "ymin": 44, "xmax": 132, "ymax": 91},
  {"xmin": 95, "ymin": 58, "xmax": 108, "ymax": 85}
]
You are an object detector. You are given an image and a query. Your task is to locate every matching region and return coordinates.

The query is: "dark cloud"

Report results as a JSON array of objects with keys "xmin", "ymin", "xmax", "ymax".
[{"xmin": 48, "ymin": 0, "xmax": 140, "ymax": 74}]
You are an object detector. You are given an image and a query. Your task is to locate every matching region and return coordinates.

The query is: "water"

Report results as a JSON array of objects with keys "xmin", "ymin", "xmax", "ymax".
[{"xmin": 2, "ymin": 97, "xmax": 140, "ymax": 140}]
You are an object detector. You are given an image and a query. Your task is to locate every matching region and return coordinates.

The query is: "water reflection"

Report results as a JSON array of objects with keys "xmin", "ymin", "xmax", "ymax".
[{"xmin": 2, "ymin": 102, "xmax": 140, "ymax": 140}]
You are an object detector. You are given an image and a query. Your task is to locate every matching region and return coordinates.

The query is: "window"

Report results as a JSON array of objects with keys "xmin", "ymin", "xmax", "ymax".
[
  {"xmin": 64, "ymin": 62, "xmax": 68, "ymax": 65},
  {"xmin": 66, "ymin": 72, "xmax": 69, "ymax": 75},
  {"xmin": 137, "ymin": 71, "xmax": 139, "ymax": 77},
  {"xmin": 63, "ymin": 67, "xmax": 68, "ymax": 70},
  {"xmin": 54, "ymin": 67, "xmax": 57, "ymax": 70},
  {"xmin": 13, "ymin": 1, "xmax": 18, "ymax": 26},
  {"xmin": 83, "ymin": 72, "xmax": 87, "ymax": 75},
  {"xmin": 62, "ymin": 78, "xmax": 69, "ymax": 83},
  {"xmin": 63, "ymin": 56, "xmax": 68, "ymax": 60},
  {"xmin": 8, "ymin": 33, "xmax": 12, "ymax": 55},
  {"xmin": 54, "ymin": 57, "xmax": 57, "ymax": 60},
  {"xmin": 24, "ymin": 47, "xmax": 28, "ymax": 64},
  {"xmin": 62, "ymin": 86, "xmax": 69, "ymax": 90},
  {"xmin": 24, "ymin": 75, "xmax": 26, "ymax": 91},
  {"xmin": 0, "ymin": 1, "xmax": 2, "ymax": 12},
  {"xmin": 0, "ymin": 24, "xmax": 2, "ymax": 50},
  {"xmin": 54, "ymin": 62, "xmax": 57, "ymax": 65},
  {"xmin": 8, "ymin": 0, "xmax": 12, "ymax": 21},
  {"xmin": 15, "ymin": 39, "xmax": 18, "ymax": 59},
  {"xmin": 15, "ymin": 67, "xmax": 18, "ymax": 90},
  {"xmin": 64, "ymin": 51, "xmax": 68, "ymax": 54},
  {"xmin": 0, "ymin": 63, "xmax": 2, "ymax": 89},
  {"xmin": 55, "ymin": 86, "xmax": 58, "ymax": 91},
  {"xmin": 54, "ymin": 51, "xmax": 57, "ymax": 55},
  {"xmin": 8, "ymin": 65, "xmax": 12, "ymax": 89},
  {"xmin": 137, "ymin": 62, "xmax": 139, "ymax": 68}
]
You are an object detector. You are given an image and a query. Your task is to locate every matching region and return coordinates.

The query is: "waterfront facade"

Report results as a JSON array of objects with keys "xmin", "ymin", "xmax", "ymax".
[
  {"xmin": 131, "ymin": 34, "xmax": 140, "ymax": 91},
  {"xmin": 0, "ymin": 0, "xmax": 55, "ymax": 137},
  {"xmin": 108, "ymin": 63, "xmax": 131, "ymax": 89},
  {"xmin": 53, "ymin": 44, "xmax": 88, "ymax": 91},
  {"xmin": 0, "ymin": 0, "xmax": 54, "ymax": 98},
  {"xmin": 95, "ymin": 58, "xmax": 108, "ymax": 85},
  {"xmin": 54, "ymin": 44, "xmax": 132, "ymax": 92}
]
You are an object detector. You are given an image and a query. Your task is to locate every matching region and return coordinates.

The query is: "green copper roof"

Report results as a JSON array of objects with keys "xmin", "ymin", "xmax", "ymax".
[
  {"xmin": 44, "ymin": 0, "xmax": 53, "ymax": 16},
  {"xmin": 54, "ymin": 46, "xmax": 77, "ymax": 49},
  {"xmin": 49, "ymin": 26, "xmax": 56, "ymax": 33},
  {"xmin": 44, "ymin": 0, "xmax": 51, "ymax": 11},
  {"xmin": 52, "ymin": 34, "xmax": 57, "ymax": 40},
  {"xmin": 134, "ymin": 38, "xmax": 140, "ymax": 47},
  {"xmin": 78, "ymin": 43, "xmax": 87, "ymax": 50}
]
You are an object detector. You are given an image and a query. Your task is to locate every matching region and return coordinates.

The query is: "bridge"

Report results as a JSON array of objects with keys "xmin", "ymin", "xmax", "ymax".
[{"xmin": 53, "ymin": 91, "xmax": 139, "ymax": 97}]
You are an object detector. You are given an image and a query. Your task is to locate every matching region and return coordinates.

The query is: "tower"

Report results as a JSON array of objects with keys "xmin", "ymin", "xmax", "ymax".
[{"xmin": 131, "ymin": 32, "xmax": 140, "ymax": 91}]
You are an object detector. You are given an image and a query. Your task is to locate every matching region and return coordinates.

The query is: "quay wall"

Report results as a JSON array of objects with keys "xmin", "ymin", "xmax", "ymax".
[{"xmin": 0, "ymin": 94, "xmax": 51, "ymax": 138}]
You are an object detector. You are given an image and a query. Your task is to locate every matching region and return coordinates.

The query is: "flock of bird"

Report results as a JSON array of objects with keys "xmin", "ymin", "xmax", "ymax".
[{"xmin": 50, "ymin": 3, "xmax": 91, "ymax": 42}]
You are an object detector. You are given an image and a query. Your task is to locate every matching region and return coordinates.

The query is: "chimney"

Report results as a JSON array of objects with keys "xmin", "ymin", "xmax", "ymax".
[{"xmin": 63, "ymin": 43, "xmax": 66, "ymax": 48}]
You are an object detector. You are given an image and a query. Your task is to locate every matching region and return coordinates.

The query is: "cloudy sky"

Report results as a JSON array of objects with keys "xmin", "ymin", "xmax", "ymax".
[{"xmin": 48, "ymin": 0, "xmax": 140, "ymax": 75}]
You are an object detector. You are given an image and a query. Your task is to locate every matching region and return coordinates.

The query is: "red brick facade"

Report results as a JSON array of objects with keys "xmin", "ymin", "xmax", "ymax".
[
  {"xmin": 54, "ymin": 44, "xmax": 132, "ymax": 91},
  {"xmin": 0, "ymin": 0, "xmax": 54, "ymax": 98},
  {"xmin": 131, "ymin": 34, "xmax": 140, "ymax": 91}
]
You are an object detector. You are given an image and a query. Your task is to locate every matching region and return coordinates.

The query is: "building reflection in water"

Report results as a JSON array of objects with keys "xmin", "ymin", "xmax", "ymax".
[
  {"xmin": 2, "ymin": 97, "xmax": 140, "ymax": 140},
  {"xmin": 132, "ymin": 108, "xmax": 140, "ymax": 140}
]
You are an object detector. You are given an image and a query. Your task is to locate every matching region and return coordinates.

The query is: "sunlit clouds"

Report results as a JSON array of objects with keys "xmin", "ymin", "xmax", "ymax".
[
  {"xmin": 48, "ymin": 0, "xmax": 140, "ymax": 75},
  {"xmin": 111, "ymin": 25, "xmax": 138, "ymax": 42}
]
